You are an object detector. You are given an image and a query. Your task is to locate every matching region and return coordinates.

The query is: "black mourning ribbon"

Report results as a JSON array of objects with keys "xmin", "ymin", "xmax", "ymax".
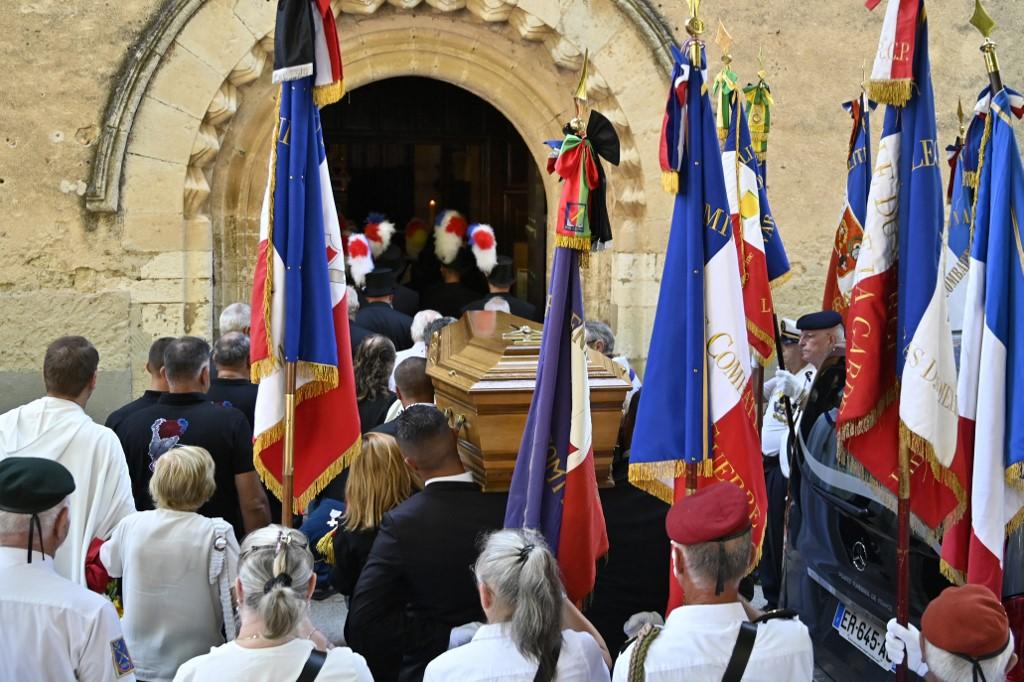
[
  {"xmin": 713, "ymin": 526, "xmax": 753, "ymax": 596},
  {"xmin": 950, "ymin": 635, "xmax": 1011, "ymax": 682},
  {"xmin": 27, "ymin": 512, "xmax": 44, "ymax": 564}
]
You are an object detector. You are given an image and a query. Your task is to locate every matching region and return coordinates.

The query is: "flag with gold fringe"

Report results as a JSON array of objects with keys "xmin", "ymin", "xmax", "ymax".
[
  {"xmin": 837, "ymin": 0, "xmax": 963, "ymax": 535},
  {"xmin": 629, "ymin": 43, "xmax": 766, "ymax": 570},
  {"xmin": 250, "ymin": 0, "xmax": 359, "ymax": 511}
]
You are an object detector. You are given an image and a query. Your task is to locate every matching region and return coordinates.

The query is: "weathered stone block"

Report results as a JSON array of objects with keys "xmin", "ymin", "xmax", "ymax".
[{"xmin": 129, "ymin": 96, "xmax": 201, "ymax": 166}]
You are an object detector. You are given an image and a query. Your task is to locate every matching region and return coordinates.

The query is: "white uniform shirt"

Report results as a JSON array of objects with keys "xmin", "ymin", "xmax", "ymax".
[
  {"xmin": 760, "ymin": 364, "xmax": 816, "ymax": 474},
  {"xmin": 0, "ymin": 397, "xmax": 136, "ymax": 584},
  {"xmin": 424, "ymin": 624, "xmax": 610, "ymax": 682},
  {"xmin": 173, "ymin": 639, "xmax": 372, "ymax": 682},
  {"xmin": 100, "ymin": 509, "xmax": 239, "ymax": 682},
  {"xmin": 613, "ymin": 602, "xmax": 813, "ymax": 682},
  {"xmin": 0, "ymin": 547, "xmax": 137, "ymax": 681}
]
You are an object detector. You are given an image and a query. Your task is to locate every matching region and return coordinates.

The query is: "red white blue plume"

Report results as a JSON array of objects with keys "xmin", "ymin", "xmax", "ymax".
[
  {"xmin": 434, "ymin": 210, "xmax": 468, "ymax": 265},
  {"xmin": 346, "ymin": 233, "xmax": 373, "ymax": 287},
  {"xmin": 363, "ymin": 213, "xmax": 395, "ymax": 259},
  {"xmin": 467, "ymin": 223, "xmax": 497, "ymax": 274}
]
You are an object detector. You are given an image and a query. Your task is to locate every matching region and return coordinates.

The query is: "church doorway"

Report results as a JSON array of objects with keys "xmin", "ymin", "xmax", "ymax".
[{"xmin": 321, "ymin": 77, "xmax": 548, "ymax": 313}]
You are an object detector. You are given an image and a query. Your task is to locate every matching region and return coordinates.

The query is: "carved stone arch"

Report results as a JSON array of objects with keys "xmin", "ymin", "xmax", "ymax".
[{"xmin": 94, "ymin": 0, "xmax": 674, "ymax": 391}]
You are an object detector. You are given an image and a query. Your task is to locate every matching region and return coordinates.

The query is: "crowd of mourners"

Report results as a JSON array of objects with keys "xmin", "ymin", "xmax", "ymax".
[{"xmin": 0, "ymin": 223, "xmax": 1018, "ymax": 681}]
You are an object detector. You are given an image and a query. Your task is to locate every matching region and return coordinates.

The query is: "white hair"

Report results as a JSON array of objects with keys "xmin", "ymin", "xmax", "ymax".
[
  {"xmin": 483, "ymin": 297, "xmax": 511, "ymax": 313},
  {"xmin": 0, "ymin": 497, "xmax": 70, "ymax": 537},
  {"xmin": 924, "ymin": 632, "xmax": 1015, "ymax": 682},
  {"xmin": 410, "ymin": 309, "xmax": 441, "ymax": 343},
  {"xmin": 238, "ymin": 525, "xmax": 314, "ymax": 640},
  {"xmin": 219, "ymin": 302, "xmax": 252, "ymax": 334},
  {"xmin": 675, "ymin": 530, "xmax": 753, "ymax": 592},
  {"xmin": 830, "ymin": 324, "xmax": 846, "ymax": 346},
  {"xmin": 347, "ymin": 285, "xmax": 360, "ymax": 320}
]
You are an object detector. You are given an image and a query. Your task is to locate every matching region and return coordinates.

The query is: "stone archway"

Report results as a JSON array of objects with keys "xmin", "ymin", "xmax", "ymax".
[{"xmin": 88, "ymin": 0, "xmax": 675, "ymax": 392}]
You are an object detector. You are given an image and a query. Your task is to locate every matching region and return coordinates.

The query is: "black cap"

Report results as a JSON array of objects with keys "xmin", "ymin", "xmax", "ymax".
[
  {"xmin": 363, "ymin": 268, "xmax": 397, "ymax": 297},
  {"xmin": 488, "ymin": 255, "xmax": 516, "ymax": 287},
  {"xmin": 796, "ymin": 310, "xmax": 843, "ymax": 331},
  {"xmin": 0, "ymin": 457, "xmax": 75, "ymax": 515}
]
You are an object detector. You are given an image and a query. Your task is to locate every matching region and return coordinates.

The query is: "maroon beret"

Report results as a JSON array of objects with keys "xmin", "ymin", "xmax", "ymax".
[
  {"xmin": 665, "ymin": 482, "xmax": 751, "ymax": 544},
  {"xmin": 922, "ymin": 585, "xmax": 1009, "ymax": 658}
]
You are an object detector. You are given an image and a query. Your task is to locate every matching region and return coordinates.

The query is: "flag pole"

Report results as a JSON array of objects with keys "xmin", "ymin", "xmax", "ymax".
[
  {"xmin": 686, "ymin": 0, "xmax": 705, "ymax": 501},
  {"xmin": 774, "ymin": 313, "xmax": 798, "ymax": 607},
  {"xmin": 895, "ymin": 439, "xmax": 911, "ymax": 682},
  {"xmin": 281, "ymin": 361, "xmax": 297, "ymax": 527},
  {"xmin": 971, "ymin": 0, "xmax": 1002, "ymax": 93}
]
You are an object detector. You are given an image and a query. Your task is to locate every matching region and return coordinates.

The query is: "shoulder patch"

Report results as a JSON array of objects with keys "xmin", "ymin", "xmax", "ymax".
[{"xmin": 110, "ymin": 637, "xmax": 135, "ymax": 678}]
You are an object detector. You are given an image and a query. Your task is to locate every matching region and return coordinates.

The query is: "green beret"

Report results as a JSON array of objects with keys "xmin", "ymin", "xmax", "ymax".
[{"xmin": 0, "ymin": 457, "xmax": 75, "ymax": 515}]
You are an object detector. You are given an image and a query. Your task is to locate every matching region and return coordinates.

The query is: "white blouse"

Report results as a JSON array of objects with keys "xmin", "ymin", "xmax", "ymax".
[
  {"xmin": 424, "ymin": 624, "xmax": 610, "ymax": 682},
  {"xmin": 101, "ymin": 508, "xmax": 238, "ymax": 682},
  {"xmin": 174, "ymin": 640, "xmax": 373, "ymax": 682}
]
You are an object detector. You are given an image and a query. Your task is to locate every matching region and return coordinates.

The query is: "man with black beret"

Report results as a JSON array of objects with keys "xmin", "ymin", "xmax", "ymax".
[
  {"xmin": 0, "ymin": 457, "xmax": 136, "ymax": 680},
  {"xmin": 613, "ymin": 482, "xmax": 813, "ymax": 681}
]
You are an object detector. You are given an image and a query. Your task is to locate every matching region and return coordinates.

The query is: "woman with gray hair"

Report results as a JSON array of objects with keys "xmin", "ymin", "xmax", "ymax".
[
  {"xmin": 174, "ymin": 525, "xmax": 371, "ymax": 681},
  {"xmin": 424, "ymin": 528, "xmax": 611, "ymax": 682}
]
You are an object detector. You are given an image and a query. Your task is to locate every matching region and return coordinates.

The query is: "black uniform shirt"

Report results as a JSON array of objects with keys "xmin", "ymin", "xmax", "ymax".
[{"xmin": 104, "ymin": 390, "xmax": 164, "ymax": 432}]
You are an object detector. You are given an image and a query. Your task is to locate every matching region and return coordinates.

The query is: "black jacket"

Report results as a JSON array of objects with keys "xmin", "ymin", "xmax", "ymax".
[
  {"xmin": 368, "ymin": 418, "xmax": 399, "ymax": 438},
  {"xmin": 358, "ymin": 392, "xmax": 396, "ymax": 433},
  {"xmin": 349, "ymin": 322, "xmax": 374, "ymax": 355},
  {"xmin": 355, "ymin": 303, "xmax": 414, "ymax": 351},
  {"xmin": 205, "ymin": 378, "xmax": 258, "ymax": 428},
  {"xmin": 330, "ymin": 526, "xmax": 378, "ymax": 597},
  {"xmin": 360, "ymin": 285, "xmax": 420, "ymax": 318},
  {"xmin": 461, "ymin": 293, "xmax": 540, "ymax": 322},
  {"xmin": 419, "ymin": 282, "xmax": 481, "ymax": 319},
  {"xmin": 346, "ymin": 481, "xmax": 507, "ymax": 682}
]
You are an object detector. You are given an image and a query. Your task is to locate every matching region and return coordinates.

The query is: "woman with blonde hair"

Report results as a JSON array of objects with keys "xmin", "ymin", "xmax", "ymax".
[
  {"xmin": 174, "ymin": 525, "xmax": 372, "ymax": 681},
  {"xmin": 327, "ymin": 431, "xmax": 419, "ymax": 596},
  {"xmin": 100, "ymin": 446, "xmax": 238, "ymax": 682},
  {"xmin": 424, "ymin": 528, "xmax": 611, "ymax": 682}
]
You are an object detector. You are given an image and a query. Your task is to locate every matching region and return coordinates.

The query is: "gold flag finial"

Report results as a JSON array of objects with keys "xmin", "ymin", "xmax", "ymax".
[
  {"xmin": 715, "ymin": 21, "xmax": 733, "ymax": 63},
  {"xmin": 573, "ymin": 49, "xmax": 589, "ymax": 103},
  {"xmin": 685, "ymin": 0, "xmax": 706, "ymax": 65},
  {"xmin": 970, "ymin": 0, "xmax": 995, "ymax": 38},
  {"xmin": 860, "ymin": 59, "xmax": 867, "ymax": 95},
  {"xmin": 756, "ymin": 45, "xmax": 767, "ymax": 80},
  {"xmin": 957, "ymin": 98, "xmax": 966, "ymax": 139}
]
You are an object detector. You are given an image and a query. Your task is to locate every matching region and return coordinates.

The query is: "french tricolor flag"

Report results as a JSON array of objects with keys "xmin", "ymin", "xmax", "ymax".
[
  {"xmin": 722, "ymin": 95, "xmax": 789, "ymax": 364},
  {"xmin": 941, "ymin": 88, "xmax": 1024, "ymax": 594},
  {"xmin": 250, "ymin": 0, "xmax": 359, "ymax": 511},
  {"xmin": 630, "ymin": 44, "xmax": 766, "ymax": 610}
]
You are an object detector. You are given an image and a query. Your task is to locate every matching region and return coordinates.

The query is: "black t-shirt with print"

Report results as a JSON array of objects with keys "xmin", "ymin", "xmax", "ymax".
[
  {"xmin": 114, "ymin": 392, "xmax": 254, "ymax": 538},
  {"xmin": 206, "ymin": 378, "xmax": 258, "ymax": 428}
]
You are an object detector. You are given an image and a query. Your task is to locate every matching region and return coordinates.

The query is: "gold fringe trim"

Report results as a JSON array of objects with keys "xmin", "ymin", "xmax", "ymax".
[
  {"xmin": 718, "ymin": 128, "xmax": 729, "ymax": 142},
  {"xmin": 555, "ymin": 234, "xmax": 592, "ymax": 252},
  {"xmin": 661, "ymin": 170, "xmax": 679, "ymax": 195},
  {"xmin": 747, "ymin": 320, "xmax": 777, "ymax": 366},
  {"xmin": 253, "ymin": 93, "xmax": 282, "ymax": 385},
  {"xmin": 899, "ymin": 420, "xmax": 967, "ymax": 528},
  {"xmin": 836, "ymin": 384, "xmax": 898, "ymax": 444},
  {"xmin": 313, "ymin": 79, "xmax": 345, "ymax": 108},
  {"xmin": 627, "ymin": 459, "xmax": 713, "ymax": 504},
  {"xmin": 1006, "ymin": 461, "xmax": 1024, "ymax": 492},
  {"xmin": 1007, "ymin": 504, "xmax": 1024, "ymax": 538},
  {"xmin": 769, "ymin": 269, "xmax": 792, "ymax": 291},
  {"xmin": 255, "ymin": 433, "xmax": 361, "ymax": 512},
  {"xmin": 868, "ymin": 79, "xmax": 913, "ymax": 107},
  {"xmin": 316, "ymin": 529, "xmax": 337, "ymax": 565},
  {"xmin": 939, "ymin": 558, "xmax": 966, "ymax": 586},
  {"xmin": 964, "ymin": 115, "xmax": 993, "ymax": 266},
  {"xmin": 962, "ymin": 170, "xmax": 979, "ymax": 190}
]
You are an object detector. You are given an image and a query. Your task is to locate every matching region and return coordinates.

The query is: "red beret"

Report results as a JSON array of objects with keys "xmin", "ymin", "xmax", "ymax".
[
  {"xmin": 922, "ymin": 585, "xmax": 1009, "ymax": 658},
  {"xmin": 665, "ymin": 482, "xmax": 751, "ymax": 544}
]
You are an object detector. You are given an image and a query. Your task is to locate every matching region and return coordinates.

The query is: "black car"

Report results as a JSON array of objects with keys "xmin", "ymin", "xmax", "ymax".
[{"xmin": 782, "ymin": 354, "xmax": 944, "ymax": 680}]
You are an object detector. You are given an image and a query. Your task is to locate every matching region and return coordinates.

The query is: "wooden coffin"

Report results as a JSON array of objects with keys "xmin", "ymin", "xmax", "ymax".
[{"xmin": 426, "ymin": 310, "xmax": 632, "ymax": 492}]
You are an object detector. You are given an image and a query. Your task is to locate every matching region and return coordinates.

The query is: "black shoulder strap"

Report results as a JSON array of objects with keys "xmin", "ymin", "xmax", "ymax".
[
  {"xmin": 721, "ymin": 622, "xmax": 758, "ymax": 682},
  {"xmin": 295, "ymin": 648, "xmax": 328, "ymax": 682}
]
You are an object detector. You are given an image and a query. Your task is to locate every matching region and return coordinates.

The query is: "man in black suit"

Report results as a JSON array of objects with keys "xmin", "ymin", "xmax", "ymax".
[
  {"xmin": 419, "ymin": 248, "xmax": 482, "ymax": 319},
  {"xmin": 355, "ymin": 268, "xmax": 414, "ymax": 350},
  {"xmin": 370, "ymin": 357, "xmax": 435, "ymax": 438},
  {"xmin": 461, "ymin": 255, "xmax": 539, "ymax": 322},
  {"xmin": 365, "ymin": 243, "xmax": 420, "ymax": 317},
  {"xmin": 347, "ymin": 405, "xmax": 506, "ymax": 682}
]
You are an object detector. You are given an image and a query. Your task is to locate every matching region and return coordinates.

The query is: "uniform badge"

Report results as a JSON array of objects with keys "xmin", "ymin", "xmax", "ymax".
[{"xmin": 110, "ymin": 637, "xmax": 135, "ymax": 678}]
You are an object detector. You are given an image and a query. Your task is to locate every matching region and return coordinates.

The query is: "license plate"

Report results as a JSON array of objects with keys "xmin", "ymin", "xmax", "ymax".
[{"xmin": 832, "ymin": 602, "xmax": 896, "ymax": 672}]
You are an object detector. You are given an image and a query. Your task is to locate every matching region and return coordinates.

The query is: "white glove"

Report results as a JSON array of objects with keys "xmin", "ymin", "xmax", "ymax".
[
  {"xmin": 448, "ymin": 621, "xmax": 482, "ymax": 649},
  {"xmin": 884, "ymin": 619, "xmax": 928, "ymax": 676},
  {"xmin": 623, "ymin": 611, "xmax": 664, "ymax": 639},
  {"xmin": 774, "ymin": 369, "xmax": 803, "ymax": 400}
]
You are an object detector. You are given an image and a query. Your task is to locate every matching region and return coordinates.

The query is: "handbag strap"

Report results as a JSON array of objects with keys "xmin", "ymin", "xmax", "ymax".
[
  {"xmin": 295, "ymin": 648, "xmax": 328, "ymax": 682},
  {"xmin": 721, "ymin": 622, "xmax": 758, "ymax": 682}
]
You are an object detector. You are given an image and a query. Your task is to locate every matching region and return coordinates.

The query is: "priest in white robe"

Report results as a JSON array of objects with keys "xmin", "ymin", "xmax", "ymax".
[{"xmin": 0, "ymin": 336, "xmax": 135, "ymax": 585}]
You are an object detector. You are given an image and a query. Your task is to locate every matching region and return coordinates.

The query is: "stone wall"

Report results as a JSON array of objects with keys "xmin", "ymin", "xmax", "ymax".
[{"xmin": 1, "ymin": 0, "xmax": 1022, "ymax": 420}]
